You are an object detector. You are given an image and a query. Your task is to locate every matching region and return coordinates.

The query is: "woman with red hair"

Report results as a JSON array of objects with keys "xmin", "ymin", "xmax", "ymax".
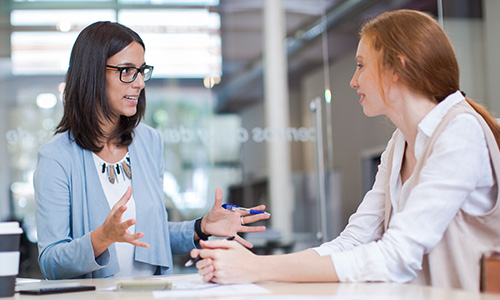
[{"xmin": 190, "ymin": 9, "xmax": 500, "ymax": 291}]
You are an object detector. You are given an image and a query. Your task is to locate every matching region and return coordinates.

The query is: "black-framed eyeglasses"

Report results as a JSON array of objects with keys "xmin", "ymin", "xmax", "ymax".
[{"xmin": 106, "ymin": 64, "xmax": 154, "ymax": 83}]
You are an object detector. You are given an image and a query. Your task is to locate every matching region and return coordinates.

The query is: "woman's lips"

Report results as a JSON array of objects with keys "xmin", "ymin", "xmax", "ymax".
[
  {"xmin": 124, "ymin": 95, "xmax": 138, "ymax": 104},
  {"xmin": 358, "ymin": 93, "xmax": 365, "ymax": 104}
]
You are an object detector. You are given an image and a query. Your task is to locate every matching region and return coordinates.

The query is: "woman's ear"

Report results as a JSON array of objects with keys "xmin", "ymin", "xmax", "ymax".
[
  {"xmin": 398, "ymin": 55, "xmax": 406, "ymax": 67},
  {"xmin": 391, "ymin": 55, "xmax": 406, "ymax": 83}
]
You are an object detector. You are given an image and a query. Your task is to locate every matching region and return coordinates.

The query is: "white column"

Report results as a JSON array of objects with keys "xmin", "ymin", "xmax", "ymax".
[
  {"xmin": 263, "ymin": 0, "xmax": 293, "ymax": 243},
  {"xmin": 483, "ymin": 0, "xmax": 500, "ymax": 114}
]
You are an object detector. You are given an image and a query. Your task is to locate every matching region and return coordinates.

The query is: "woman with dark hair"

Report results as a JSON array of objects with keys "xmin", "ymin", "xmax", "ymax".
[
  {"xmin": 34, "ymin": 21, "xmax": 269, "ymax": 280},
  {"xmin": 190, "ymin": 9, "xmax": 500, "ymax": 291}
]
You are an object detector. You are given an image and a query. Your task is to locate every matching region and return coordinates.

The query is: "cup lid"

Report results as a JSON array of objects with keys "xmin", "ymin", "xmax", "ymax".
[{"xmin": 0, "ymin": 222, "xmax": 23, "ymax": 234}]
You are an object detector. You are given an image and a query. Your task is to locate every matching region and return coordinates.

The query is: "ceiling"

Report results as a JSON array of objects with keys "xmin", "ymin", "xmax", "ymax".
[
  {"xmin": 212, "ymin": 0, "xmax": 444, "ymax": 113},
  {"xmin": 2, "ymin": 0, "xmax": 481, "ymax": 113}
]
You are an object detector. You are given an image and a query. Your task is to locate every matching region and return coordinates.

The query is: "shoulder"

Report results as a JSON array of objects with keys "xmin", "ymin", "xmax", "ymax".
[
  {"xmin": 35, "ymin": 132, "xmax": 84, "ymax": 181},
  {"xmin": 133, "ymin": 123, "xmax": 162, "ymax": 141},
  {"xmin": 445, "ymin": 112, "xmax": 484, "ymax": 140},
  {"xmin": 437, "ymin": 99, "xmax": 486, "ymax": 139},
  {"xmin": 131, "ymin": 123, "xmax": 163, "ymax": 153},
  {"xmin": 429, "ymin": 111, "xmax": 489, "ymax": 163},
  {"xmin": 38, "ymin": 132, "xmax": 81, "ymax": 161},
  {"xmin": 424, "ymin": 99, "xmax": 485, "ymax": 145}
]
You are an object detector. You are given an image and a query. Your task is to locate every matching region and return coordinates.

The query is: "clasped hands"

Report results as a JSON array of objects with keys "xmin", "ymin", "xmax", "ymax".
[{"xmin": 91, "ymin": 186, "xmax": 270, "ymax": 257}]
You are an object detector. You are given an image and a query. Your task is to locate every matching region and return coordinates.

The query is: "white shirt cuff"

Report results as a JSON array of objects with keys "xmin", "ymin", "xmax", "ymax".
[{"xmin": 313, "ymin": 243, "xmax": 391, "ymax": 283}]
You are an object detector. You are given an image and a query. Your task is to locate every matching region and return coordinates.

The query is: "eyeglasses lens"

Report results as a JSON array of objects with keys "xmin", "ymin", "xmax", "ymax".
[{"xmin": 120, "ymin": 66, "xmax": 153, "ymax": 83}]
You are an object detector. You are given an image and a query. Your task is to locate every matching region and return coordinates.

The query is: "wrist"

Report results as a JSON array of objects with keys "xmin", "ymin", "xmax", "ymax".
[
  {"xmin": 195, "ymin": 217, "xmax": 211, "ymax": 240},
  {"xmin": 257, "ymin": 255, "xmax": 273, "ymax": 282},
  {"xmin": 91, "ymin": 226, "xmax": 105, "ymax": 245},
  {"xmin": 91, "ymin": 226, "xmax": 112, "ymax": 257}
]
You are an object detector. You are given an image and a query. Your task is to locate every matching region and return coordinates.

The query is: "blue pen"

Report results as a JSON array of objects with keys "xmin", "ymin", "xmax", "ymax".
[{"xmin": 222, "ymin": 203, "xmax": 269, "ymax": 215}]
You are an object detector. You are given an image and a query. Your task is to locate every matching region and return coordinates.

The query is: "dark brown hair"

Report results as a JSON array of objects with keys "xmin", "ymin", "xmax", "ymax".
[
  {"xmin": 361, "ymin": 9, "xmax": 500, "ymax": 147},
  {"xmin": 55, "ymin": 21, "xmax": 147, "ymax": 152}
]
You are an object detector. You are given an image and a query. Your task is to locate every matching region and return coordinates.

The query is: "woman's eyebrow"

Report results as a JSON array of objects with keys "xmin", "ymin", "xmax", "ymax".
[{"xmin": 113, "ymin": 62, "xmax": 146, "ymax": 67}]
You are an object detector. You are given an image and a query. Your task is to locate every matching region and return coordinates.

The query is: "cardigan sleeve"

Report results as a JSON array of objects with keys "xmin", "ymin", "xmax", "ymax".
[{"xmin": 34, "ymin": 142, "xmax": 109, "ymax": 279}]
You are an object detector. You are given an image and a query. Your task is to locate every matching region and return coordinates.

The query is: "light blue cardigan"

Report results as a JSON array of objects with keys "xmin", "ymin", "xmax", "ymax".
[{"xmin": 34, "ymin": 123, "xmax": 196, "ymax": 279}]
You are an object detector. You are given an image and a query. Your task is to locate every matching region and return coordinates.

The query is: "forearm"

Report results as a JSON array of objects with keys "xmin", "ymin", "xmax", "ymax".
[
  {"xmin": 257, "ymin": 249, "xmax": 339, "ymax": 283},
  {"xmin": 168, "ymin": 220, "xmax": 197, "ymax": 254}
]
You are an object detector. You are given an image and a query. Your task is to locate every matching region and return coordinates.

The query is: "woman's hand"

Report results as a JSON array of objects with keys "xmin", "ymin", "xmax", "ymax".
[
  {"xmin": 91, "ymin": 186, "xmax": 149, "ymax": 257},
  {"xmin": 191, "ymin": 239, "xmax": 261, "ymax": 284},
  {"xmin": 190, "ymin": 241, "xmax": 340, "ymax": 284},
  {"xmin": 199, "ymin": 188, "xmax": 270, "ymax": 248}
]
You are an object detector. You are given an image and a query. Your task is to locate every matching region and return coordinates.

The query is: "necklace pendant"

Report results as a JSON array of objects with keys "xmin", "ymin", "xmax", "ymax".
[
  {"xmin": 108, "ymin": 165, "xmax": 116, "ymax": 184},
  {"xmin": 122, "ymin": 161, "xmax": 132, "ymax": 179},
  {"xmin": 99, "ymin": 153, "xmax": 131, "ymax": 184}
]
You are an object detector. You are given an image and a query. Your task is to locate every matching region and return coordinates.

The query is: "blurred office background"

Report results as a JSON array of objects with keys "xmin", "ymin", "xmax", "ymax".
[{"xmin": 0, "ymin": 0, "xmax": 497, "ymax": 277}]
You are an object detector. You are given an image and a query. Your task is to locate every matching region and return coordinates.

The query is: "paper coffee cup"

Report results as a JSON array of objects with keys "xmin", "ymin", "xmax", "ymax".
[{"xmin": 0, "ymin": 222, "xmax": 23, "ymax": 298}]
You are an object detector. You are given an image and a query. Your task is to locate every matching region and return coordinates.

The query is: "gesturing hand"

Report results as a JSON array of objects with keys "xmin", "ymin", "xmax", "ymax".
[
  {"xmin": 91, "ymin": 186, "xmax": 149, "ymax": 257},
  {"xmin": 200, "ymin": 188, "xmax": 270, "ymax": 248}
]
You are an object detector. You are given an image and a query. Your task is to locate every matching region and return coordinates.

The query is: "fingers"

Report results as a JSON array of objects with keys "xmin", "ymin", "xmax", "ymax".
[
  {"xmin": 104, "ymin": 214, "xmax": 145, "ymax": 246},
  {"xmin": 113, "ymin": 218, "xmax": 136, "ymax": 236},
  {"xmin": 240, "ymin": 213, "xmax": 270, "ymax": 225},
  {"xmin": 234, "ymin": 235, "xmax": 253, "ymax": 248},
  {"xmin": 130, "ymin": 239, "xmax": 150, "ymax": 248},
  {"xmin": 98, "ymin": 186, "xmax": 150, "ymax": 249},
  {"xmin": 212, "ymin": 188, "xmax": 223, "ymax": 210},
  {"xmin": 195, "ymin": 241, "xmax": 248, "ymax": 283},
  {"xmin": 197, "ymin": 258, "xmax": 215, "ymax": 282},
  {"xmin": 117, "ymin": 186, "xmax": 133, "ymax": 206},
  {"xmin": 193, "ymin": 246, "xmax": 219, "ymax": 282},
  {"xmin": 124, "ymin": 230, "xmax": 149, "ymax": 248},
  {"xmin": 109, "ymin": 187, "xmax": 133, "ymax": 223},
  {"xmin": 249, "ymin": 204, "xmax": 266, "ymax": 211},
  {"xmin": 132, "ymin": 231, "xmax": 144, "ymax": 239},
  {"xmin": 123, "ymin": 218, "xmax": 136, "ymax": 228},
  {"xmin": 190, "ymin": 248, "xmax": 201, "ymax": 258},
  {"xmin": 109, "ymin": 205, "xmax": 127, "ymax": 225},
  {"xmin": 199, "ymin": 239, "xmax": 237, "ymax": 250},
  {"xmin": 196, "ymin": 257, "xmax": 214, "ymax": 270},
  {"xmin": 239, "ymin": 225, "xmax": 267, "ymax": 233}
]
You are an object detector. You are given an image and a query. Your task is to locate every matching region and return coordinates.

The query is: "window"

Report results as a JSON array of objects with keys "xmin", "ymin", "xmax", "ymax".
[{"xmin": 10, "ymin": 7, "xmax": 221, "ymax": 78}]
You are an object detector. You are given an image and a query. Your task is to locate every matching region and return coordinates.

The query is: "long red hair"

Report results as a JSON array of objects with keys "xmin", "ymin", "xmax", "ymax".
[{"xmin": 360, "ymin": 9, "xmax": 500, "ymax": 148}]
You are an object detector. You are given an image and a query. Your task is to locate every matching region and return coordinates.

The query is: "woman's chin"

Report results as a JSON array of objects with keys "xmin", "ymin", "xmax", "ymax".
[
  {"xmin": 122, "ymin": 110, "xmax": 137, "ymax": 118},
  {"xmin": 362, "ymin": 108, "xmax": 380, "ymax": 118}
]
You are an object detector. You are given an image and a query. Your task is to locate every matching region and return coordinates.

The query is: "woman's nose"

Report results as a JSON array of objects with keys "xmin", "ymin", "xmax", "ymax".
[
  {"xmin": 350, "ymin": 73, "xmax": 358, "ymax": 89},
  {"xmin": 132, "ymin": 73, "xmax": 146, "ymax": 89}
]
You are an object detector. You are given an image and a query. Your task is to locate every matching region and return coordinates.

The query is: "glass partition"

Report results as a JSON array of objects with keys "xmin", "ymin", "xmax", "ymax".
[{"xmin": 1, "ymin": 0, "xmax": 498, "ymax": 278}]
